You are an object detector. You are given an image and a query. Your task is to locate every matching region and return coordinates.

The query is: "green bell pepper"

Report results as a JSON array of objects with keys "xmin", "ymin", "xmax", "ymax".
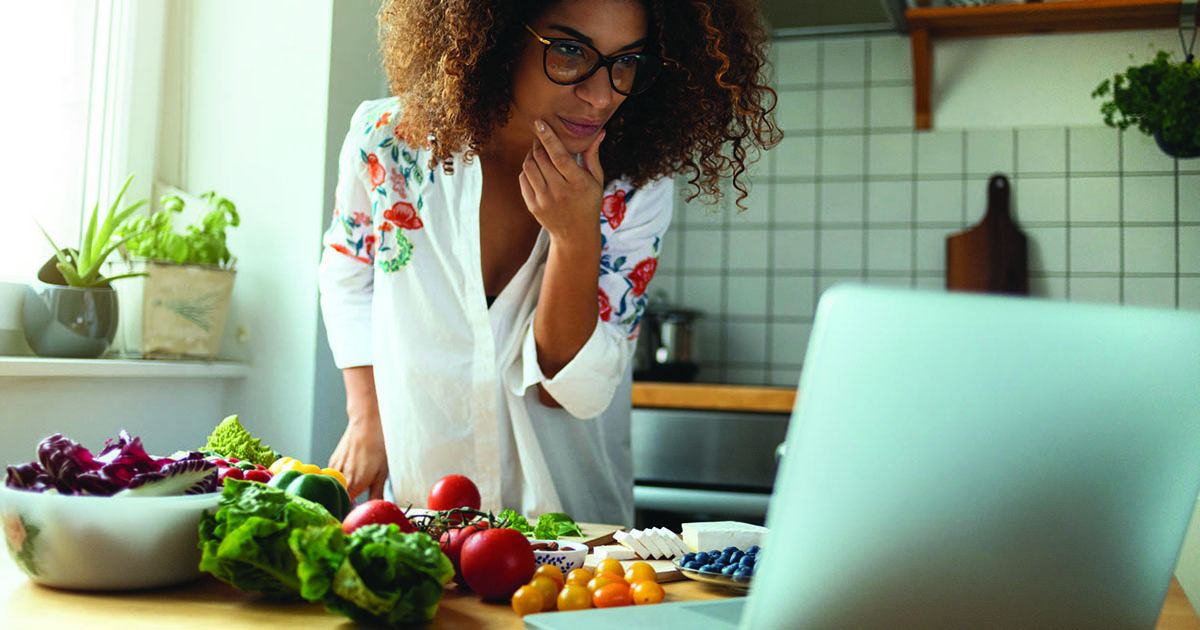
[{"xmin": 267, "ymin": 470, "xmax": 352, "ymax": 521}]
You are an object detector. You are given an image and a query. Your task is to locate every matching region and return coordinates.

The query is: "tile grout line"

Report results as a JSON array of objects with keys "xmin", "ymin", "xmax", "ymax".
[{"xmin": 1064, "ymin": 127, "xmax": 1072, "ymax": 300}]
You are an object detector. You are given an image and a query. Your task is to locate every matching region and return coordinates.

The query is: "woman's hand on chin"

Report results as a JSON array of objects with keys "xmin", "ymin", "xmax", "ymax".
[{"xmin": 519, "ymin": 119, "xmax": 605, "ymax": 248}]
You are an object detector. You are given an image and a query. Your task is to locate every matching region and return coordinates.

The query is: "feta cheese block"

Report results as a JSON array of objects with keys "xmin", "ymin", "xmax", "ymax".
[
  {"xmin": 613, "ymin": 530, "xmax": 653, "ymax": 559},
  {"xmin": 681, "ymin": 521, "xmax": 767, "ymax": 553},
  {"xmin": 593, "ymin": 545, "xmax": 638, "ymax": 561}
]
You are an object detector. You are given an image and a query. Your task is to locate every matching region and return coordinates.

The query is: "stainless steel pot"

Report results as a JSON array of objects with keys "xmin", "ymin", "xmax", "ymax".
[{"xmin": 633, "ymin": 304, "xmax": 701, "ymax": 382}]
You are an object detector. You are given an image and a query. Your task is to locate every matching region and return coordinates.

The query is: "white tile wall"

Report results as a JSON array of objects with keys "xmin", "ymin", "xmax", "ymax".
[{"xmin": 656, "ymin": 33, "xmax": 1200, "ymax": 384}]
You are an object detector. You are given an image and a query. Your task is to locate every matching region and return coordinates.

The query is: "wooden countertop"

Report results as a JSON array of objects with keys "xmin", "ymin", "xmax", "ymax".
[
  {"xmin": 632, "ymin": 381, "xmax": 797, "ymax": 414},
  {"xmin": 1, "ymin": 552, "xmax": 1196, "ymax": 629}
]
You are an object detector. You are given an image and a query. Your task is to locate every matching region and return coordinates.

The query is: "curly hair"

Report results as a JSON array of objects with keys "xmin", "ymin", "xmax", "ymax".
[{"xmin": 378, "ymin": 0, "xmax": 781, "ymax": 210}]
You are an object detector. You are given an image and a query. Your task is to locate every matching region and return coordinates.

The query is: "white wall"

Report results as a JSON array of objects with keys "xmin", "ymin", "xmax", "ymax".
[{"xmin": 156, "ymin": 0, "xmax": 335, "ymax": 460}]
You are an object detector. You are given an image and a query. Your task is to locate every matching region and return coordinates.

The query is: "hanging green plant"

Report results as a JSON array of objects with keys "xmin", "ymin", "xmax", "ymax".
[{"xmin": 1092, "ymin": 49, "xmax": 1200, "ymax": 159}]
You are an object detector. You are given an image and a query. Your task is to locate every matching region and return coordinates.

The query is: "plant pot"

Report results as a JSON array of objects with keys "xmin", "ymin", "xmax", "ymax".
[
  {"xmin": 1154, "ymin": 129, "xmax": 1200, "ymax": 159},
  {"xmin": 21, "ymin": 273, "xmax": 119, "ymax": 359},
  {"xmin": 107, "ymin": 259, "xmax": 235, "ymax": 360}
]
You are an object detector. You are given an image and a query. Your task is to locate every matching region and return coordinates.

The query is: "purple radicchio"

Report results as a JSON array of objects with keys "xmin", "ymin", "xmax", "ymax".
[{"xmin": 5, "ymin": 431, "xmax": 217, "ymax": 496}]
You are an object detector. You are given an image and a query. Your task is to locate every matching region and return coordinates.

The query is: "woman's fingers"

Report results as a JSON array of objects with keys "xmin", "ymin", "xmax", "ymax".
[{"xmin": 532, "ymin": 119, "xmax": 580, "ymax": 181}]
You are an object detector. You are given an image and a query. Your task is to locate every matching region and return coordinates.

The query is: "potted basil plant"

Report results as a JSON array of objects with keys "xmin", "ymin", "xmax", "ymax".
[
  {"xmin": 108, "ymin": 189, "xmax": 240, "ymax": 360},
  {"xmin": 23, "ymin": 174, "xmax": 151, "ymax": 358},
  {"xmin": 1092, "ymin": 49, "xmax": 1200, "ymax": 159}
]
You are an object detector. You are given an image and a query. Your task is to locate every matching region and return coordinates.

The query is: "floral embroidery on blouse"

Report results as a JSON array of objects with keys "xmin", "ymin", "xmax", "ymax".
[{"xmin": 599, "ymin": 187, "xmax": 661, "ymax": 339}]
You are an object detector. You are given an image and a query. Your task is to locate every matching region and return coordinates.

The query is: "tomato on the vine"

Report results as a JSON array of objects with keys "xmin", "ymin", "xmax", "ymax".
[
  {"xmin": 461, "ymin": 527, "xmax": 536, "ymax": 601},
  {"xmin": 439, "ymin": 520, "xmax": 489, "ymax": 587}
]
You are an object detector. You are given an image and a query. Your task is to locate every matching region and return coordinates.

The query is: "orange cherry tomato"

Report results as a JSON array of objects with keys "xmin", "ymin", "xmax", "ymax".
[
  {"xmin": 583, "ymin": 571, "xmax": 624, "ymax": 592},
  {"xmin": 596, "ymin": 558, "xmax": 624, "ymax": 577},
  {"xmin": 533, "ymin": 564, "xmax": 565, "ymax": 590},
  {"xmin": 565, "ymin": 568, "xmax": 593, "ymax": 587},
  {"xmin": 557, "ymin": 583, "xmax": 593, "ymax": 611},
  {"xmin": 592, "ymin": 582, "xmax": 633, "ymax": 608},
  {"xmin": 631, "ymin": 580, "xmax": 666, "ymax": 605},
  {"xmin": 624, "ymin": 561, "xmax": 657, "ymax": 584},
  {"xmin": 529, "ymin": 576, "xmax": 560, "ymax": 612},
  {"xmin": 511, "ymin": 584, "xmax": 543, "ymax": 617}
]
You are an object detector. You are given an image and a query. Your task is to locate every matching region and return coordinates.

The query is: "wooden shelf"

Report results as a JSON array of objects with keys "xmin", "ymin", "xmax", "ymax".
[
  {"xmin": 632, "ymin": 382, "xmax": 797, "ymax": 414},
  {"xmin": 905, "ymin": 0, "xmax": 1183, "ymax": 129}
]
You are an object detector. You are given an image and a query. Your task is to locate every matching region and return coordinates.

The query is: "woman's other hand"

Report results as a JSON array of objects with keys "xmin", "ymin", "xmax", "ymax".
[
  {"xmin": 330, "ymin": 366, "xmax": 389, "ymax": 501},
  {"xmin": 519, "ymin": 119, "xmax": 605, "ymax": 244}
]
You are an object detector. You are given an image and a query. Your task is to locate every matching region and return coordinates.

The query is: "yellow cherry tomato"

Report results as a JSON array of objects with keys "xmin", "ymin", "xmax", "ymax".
[
  {"xmin": 596, "ymin": 558, "xmax": 624, "ymax": 577},
  {"xmin": 533, "ymin": 564, "xmax": 564, "ymax": 590},
  {"xmin": 557, "ymin": 584, "xmax": 592, "ymax": 611},
  {"xmin": 268, "ymin": 457, "xmax": 295, "ymax": 475},
  {"xmin": 624, "ymin": 561, "xmax": 657, "ymax": 585},
  {"xmin": 592, "ymin": 582, "xmax": 632, "ymax": 608},
  {"xmin": 511, "ymin": 584, "xmax": 543, "ymax": 617},
  {"xmin": 565, "ymin": 568, "xmax": 593, "ymax": 587},
  {"xmin": 631, "ymin": 580, "xmax": 666, "ymax": 605},
  {"xmin": 529, "ymin": 576, "xmax": 560, "ymax": 612},
  {"xmin": 320, "ymin": 467, "xmax": 347, "ymax": 488},
  {"xmin": 296, "ymin": 463, "xmax": 322, "ymax": 474}
]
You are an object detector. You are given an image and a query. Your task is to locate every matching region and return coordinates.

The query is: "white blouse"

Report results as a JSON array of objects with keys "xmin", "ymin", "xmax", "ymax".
[{"xmin": 317, "ymin": 98, "xmax": 672, "ymax": 524}]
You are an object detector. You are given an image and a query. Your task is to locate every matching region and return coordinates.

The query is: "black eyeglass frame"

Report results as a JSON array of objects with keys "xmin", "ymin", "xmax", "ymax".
[{"xmin": 524, "ymin": 23, "xmax": 667, "ymax": 96}]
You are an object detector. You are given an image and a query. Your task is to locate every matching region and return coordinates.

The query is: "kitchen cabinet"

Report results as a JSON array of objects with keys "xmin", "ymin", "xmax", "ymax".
[{"xmin": 906, "ymin": 0, "xmax": 1184, "ymax": 129}]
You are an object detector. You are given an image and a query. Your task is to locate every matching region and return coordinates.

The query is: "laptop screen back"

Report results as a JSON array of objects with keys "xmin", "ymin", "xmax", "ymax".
[{"xmin": 744, "ymin": 285, "xmax": 1200, "ymax": 630}]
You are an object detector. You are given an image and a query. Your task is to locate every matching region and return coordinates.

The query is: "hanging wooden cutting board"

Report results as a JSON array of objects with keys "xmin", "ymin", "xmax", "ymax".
[{"xmin": 946, "ymin": 174, "xmax": 1029, "ymax": 295}]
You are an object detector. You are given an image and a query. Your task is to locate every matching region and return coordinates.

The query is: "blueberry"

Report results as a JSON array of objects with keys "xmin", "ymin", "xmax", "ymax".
[
  {"xmin": 698, "ymin": 563, "xmax": 718, "ymax": 573},
  {"xmin": 724, "ymin": 545, "xmax": 739, "ymax": 553},
  {"xmin": 746, "ymin": 545, "xmax": 760, "ymax": 555},
  {"xmin": 733, "ymin": 567, "xmax": 753, "ymax": 581},
  {"xmin": 721, "ymin": 564, "xmax": 738, "ymax": 575},
  {"xmin": 695, "ymin": 552, "xmax": 711, "ymax": 565},
  {"xmin": 682, "ymin": 552, "xmax": 696, "ymax": 564},
  {"xmin": 729, "ymin": 550, "xmax": 744, "ymax": 564},
  {"xmin": 738, "ymin": 555, "xmax": 755, "ymax": 568},
  {"xmin": 682, "ymin": 560, "xmax": 700, "ymax": 570}
]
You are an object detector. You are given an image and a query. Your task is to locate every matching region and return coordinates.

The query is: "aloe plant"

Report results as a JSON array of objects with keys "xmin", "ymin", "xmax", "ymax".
[{"xmin": 37, "ymin": 174, "xmax": 153, "ymax": 288}]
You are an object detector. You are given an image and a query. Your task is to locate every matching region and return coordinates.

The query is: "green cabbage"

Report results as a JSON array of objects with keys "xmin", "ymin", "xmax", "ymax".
[{"xmin": 202, "ymin": 414, "xmax": 279, "ymax": 467}]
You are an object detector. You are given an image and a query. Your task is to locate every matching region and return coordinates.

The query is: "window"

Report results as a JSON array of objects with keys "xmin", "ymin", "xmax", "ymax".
[
  {"xmin": 0, "ymin": 1, "xmax": 164, "ymax": 282},
  {"xmin": 0, "ymin": 3, "xmax": 97, "ymax": 280}
]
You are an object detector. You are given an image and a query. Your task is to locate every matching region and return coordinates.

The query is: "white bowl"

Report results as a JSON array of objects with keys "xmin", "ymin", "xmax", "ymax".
[
  {"xmin": 0, "ymin": 486, "xmax": 220, "ymax": 590},
  {"xmin": 530, "ymin": 539, "xmax": 588, "ymax": 573}
]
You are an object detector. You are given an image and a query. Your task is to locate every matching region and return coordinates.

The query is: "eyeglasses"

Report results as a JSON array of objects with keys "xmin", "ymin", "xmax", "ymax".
[{"xmin": 524, "ymin": 24, "xmax": 666, "ymax": 96}]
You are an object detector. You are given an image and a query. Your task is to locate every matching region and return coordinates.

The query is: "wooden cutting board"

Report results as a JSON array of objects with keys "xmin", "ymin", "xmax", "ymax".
[
  {"xmin": 946, "ymin": 174, "xmax": 1029, "ymax": 295},
  {"xmin": 559, "ymin": 523, "xmax": 623, "ymax": 549}
]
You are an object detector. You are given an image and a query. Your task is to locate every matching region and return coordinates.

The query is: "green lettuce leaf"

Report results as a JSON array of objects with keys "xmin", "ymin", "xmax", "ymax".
[
  {"xmin": 292, "ymin": 523, "xmax": 454, "ymax": 626},
  {"xmin": 498, "ymin": 509, "xmax": 532, "ymax": 534},
  {"xmin": 197, "ymin": 478, "xmax": 338, "ymax": 599}
]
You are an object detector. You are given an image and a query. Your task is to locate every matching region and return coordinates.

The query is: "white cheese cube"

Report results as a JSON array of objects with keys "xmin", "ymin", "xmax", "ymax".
[
  {"xmin": 641, "ymin": 530, "xmax": 673, "ymax": 559},
  {"xmin": 681, "ymin": 521, "xmax": 767, "ymax": 553},
  {"xmin": 594, "ymin": 545, "xmax": 638, "ymax": 561},
  {"xmin": 655, "ymin": 527, "xmax": 689, "ymax": 557},
  {"xmin": 614, "ymin": 530, "xmax": 652, "ymax": 559}
]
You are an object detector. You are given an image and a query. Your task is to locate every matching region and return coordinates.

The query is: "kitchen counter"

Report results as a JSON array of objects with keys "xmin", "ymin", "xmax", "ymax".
[
  {"xmin": 1, "ymin": 552, "xmax": 1197, "ymax": 629},
  {"xmin": 631, "ymin": 382, "xmax": 796, "ymax": 414}
]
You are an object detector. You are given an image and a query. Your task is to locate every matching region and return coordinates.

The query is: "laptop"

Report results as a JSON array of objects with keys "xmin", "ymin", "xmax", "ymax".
[{"xmin": 525, "ymin": 284, "xmax": 1200, "ymax": 630}]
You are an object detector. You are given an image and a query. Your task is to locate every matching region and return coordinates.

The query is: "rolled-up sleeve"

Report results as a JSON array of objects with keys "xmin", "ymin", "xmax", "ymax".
[
  {"xmin": 317, "ymin": 102, "xmax": 377, "ymax": 369},
  {"xmin": 514, "ymin": 176, "xmax": 674, "ymax": 418}
]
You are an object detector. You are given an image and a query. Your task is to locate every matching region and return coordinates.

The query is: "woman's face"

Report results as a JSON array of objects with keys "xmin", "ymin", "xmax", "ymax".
[{"xmin": 508, "ymin": 0, "xmax": 649, "ymax": 155}]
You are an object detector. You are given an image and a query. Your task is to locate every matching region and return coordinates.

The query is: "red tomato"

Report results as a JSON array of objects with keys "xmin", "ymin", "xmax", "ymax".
[
  {"xmin": 439, "ymin": 521, "xmax": 489, "ymax": 587},
  {"xmin": 341, "ymin": 500, "xmax": 416, "ymax": 535},
  {"xmin": 427, "ymin": 474, "xmax": 481, "ymax": 512},
  {"xmin": 460, "ymin": 527, "xmax": 536, "ymax": 601}
]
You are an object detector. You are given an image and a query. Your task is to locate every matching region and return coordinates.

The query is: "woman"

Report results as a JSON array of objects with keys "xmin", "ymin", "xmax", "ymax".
[{"xmin": 319, "ymin": 0, "xmax": 779, "ymax": 524}]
